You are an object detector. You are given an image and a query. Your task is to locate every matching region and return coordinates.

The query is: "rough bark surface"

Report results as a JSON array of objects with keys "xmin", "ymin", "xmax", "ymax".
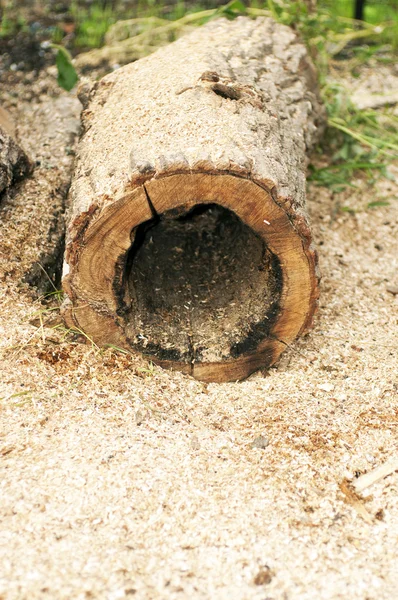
[
  {"xmin": 63, "ymin": 16, "xmax": 326, "ymax": 382},
  {"xmin": 0, "ymin": 91, "xmax": 80, "ymax": 297},
  {"xmin": 0, "ymin": 107, "xmax": 32, "ymax": 197}
]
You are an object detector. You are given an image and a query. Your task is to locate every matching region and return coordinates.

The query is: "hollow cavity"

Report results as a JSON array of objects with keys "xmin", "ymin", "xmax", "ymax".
[{"xmin": 124, "ymin": 204, "xmax": 282, "ymax": 364}]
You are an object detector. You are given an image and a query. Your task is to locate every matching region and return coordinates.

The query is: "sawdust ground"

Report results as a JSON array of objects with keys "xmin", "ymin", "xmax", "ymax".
[{"xmin": 0, "ymin": 65, "xmax": 397, "ymax": 600}]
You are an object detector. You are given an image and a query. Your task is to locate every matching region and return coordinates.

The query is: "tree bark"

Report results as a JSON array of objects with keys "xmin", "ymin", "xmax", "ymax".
[
  {"xmin": 63, "ymin": 16, "xmax": 326, "ymax": 382},
  {"xmin": 0, "ymin": 107, "xmax": 32, "ymax": 197}
]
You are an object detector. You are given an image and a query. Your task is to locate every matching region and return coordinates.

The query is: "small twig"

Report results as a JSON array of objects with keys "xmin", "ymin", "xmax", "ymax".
[
  {"xmin": 353, "ymin": 457, "xmax": 398, "ymax": 493},
  {"xmin": 39, "ymin": 312, "xmax": 46, "ymax": 344},
  {"xmin": 271, "ymin": 334, "xmax": 308, "ymax": 359},
  {"xmin": 36, "ymin": 262, "xmax": 58, "ymax": 293}
]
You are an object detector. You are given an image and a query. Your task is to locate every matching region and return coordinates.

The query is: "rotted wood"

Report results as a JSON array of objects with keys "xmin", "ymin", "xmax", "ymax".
[
  {"xmin": 63, "ymin": 16, "xmax": 326, "ymax": 382},
  {"xmin": 0, "ymin": 107, "xmax": 32, "ymax": 197}
]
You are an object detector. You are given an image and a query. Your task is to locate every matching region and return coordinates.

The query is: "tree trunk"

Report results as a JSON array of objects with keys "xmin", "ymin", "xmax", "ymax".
[
  {"xmin": 63, "ymin": 16, "xmax": 326, "ymax": 383},
  {"xmin": 354, "ymin": 0, "xmax": 366, "ymax": 21},
  {"xmin": 0, "ymin": 107, "xmax": 32, "ymax": 197}
]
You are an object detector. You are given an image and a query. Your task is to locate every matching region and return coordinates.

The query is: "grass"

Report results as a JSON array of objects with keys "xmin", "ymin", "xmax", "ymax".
[
  {"xmin": 2, "ymin": 1, "xmax": 396, "ymax": 196},
  {"xmin": 2, "ymin": 0, "xmax": 394, "ymax": 203},
  {"xmin": 99, "ymin": 0, "xmax": 397, "ymax": 194},
  {"xmin": 56, "ymin": 2, "xmax": 117, "ymax": 49},
  {"xmin": 0, "ymin": 13, "xmax": 27, "ymax": 38},
  {"xmin": 309, "ymin": 80, "xmax": 398, "ymax": 195},
  {"xmin": 2, "ymin": 0, "xmax": 395, "ymax": 205},
  {"xmin": 255, "ymin": 0, "xmax": 398, "ymax": 196},
  {"xmin": 48, "ymin": 0, "xmax": 215, "ymax": 49}
]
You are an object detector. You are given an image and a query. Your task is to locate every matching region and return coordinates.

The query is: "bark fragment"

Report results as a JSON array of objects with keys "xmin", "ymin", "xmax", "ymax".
[{"xmin": 0, "ymin": 107, "xmax": 32, "ymax": 197}]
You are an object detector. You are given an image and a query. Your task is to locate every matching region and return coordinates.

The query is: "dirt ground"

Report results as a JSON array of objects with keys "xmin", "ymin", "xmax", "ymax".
[{"xmin": 0, "ymin": 59, "xmax": 397, "ymax": 599}]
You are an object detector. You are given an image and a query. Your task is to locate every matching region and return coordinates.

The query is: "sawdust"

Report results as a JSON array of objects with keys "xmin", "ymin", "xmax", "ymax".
[{"xmin": 0, "ymin": 64, "xmax": 397, "ymax": 600}]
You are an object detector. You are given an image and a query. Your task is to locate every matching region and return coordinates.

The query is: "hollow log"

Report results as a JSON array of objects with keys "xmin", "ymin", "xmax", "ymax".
[
  {"xmin": 63, "ymin": 16, "xmax": 325, "ymax": 383},
  {"xmin": 0, "ymin": 107, "xmax": 32, "ymax": 197}
]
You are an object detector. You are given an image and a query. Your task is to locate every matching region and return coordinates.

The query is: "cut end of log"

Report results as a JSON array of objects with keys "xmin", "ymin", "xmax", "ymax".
[{"xmin": 63, "ymin": 171, "xmax": 318, "ymax": 382}]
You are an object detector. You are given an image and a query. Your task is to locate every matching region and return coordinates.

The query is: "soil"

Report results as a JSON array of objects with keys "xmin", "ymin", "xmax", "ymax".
[{"xmin": 0, "ymin": 48, "xmax": 397, "ymax": 600}]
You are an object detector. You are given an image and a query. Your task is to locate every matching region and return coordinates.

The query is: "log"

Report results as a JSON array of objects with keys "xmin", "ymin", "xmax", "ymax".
[
  {"xmin": 0, "ymin": 107, "xmax": 32, "ymax": 197},
  {"xmin": 62, "ymin": 16, "xmax": 326, "ymax": 383},
  {"xmin": 0, "ymin": 92, "xmax": 80, "ymax": 296}
]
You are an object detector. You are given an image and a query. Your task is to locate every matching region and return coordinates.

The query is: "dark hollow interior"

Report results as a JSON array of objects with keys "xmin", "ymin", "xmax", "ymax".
[{"xmin": 123, "ymin": 204, "xmax": 282, "ymax": 364}]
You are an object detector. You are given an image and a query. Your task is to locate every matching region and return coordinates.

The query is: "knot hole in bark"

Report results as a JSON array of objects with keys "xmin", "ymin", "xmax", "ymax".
[
  {"xmin": 199, "ymin": 71, "xmax": 241, "ymax": 101},
  {"xmin": 211, "ymin": 83, "xmax": 241, "ymax": 101}
]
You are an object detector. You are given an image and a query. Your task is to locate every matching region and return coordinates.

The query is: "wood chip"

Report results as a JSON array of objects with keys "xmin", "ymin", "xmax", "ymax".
[
  {"xmin": 386, "ymin": 285, "xmax": 398, "ymax": 296},
  {"xmin": 253, "ymin": 565, "xmax": 273, "ymax": 585},
  {"xmin": 339, "ymin": 480, "xmax": 373, "ymax": 524},
  {"xmin": 251, "ymin": 435, "xmax": 269, "ymax": 449},
  {"xmin": 0, "ymin": 444, "xmax": 15, "ymax": 456},
  {"xmin": 318, "ymin": 382, "xmax": 334, "ymax": 392}
]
